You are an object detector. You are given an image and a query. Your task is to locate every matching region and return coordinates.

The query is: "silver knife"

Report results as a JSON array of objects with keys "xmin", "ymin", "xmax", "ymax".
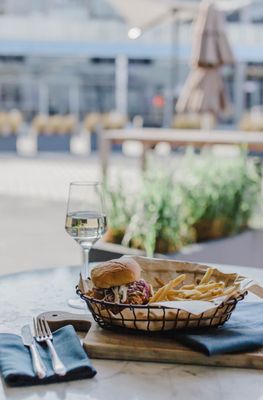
[{"xmin": 21, "ymin": 324, "xmax": 47, "ymax": 379}]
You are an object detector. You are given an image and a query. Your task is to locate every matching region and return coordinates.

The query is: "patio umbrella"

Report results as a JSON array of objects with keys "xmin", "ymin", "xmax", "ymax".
[
  {"xmin": 192, "ymin": 0, "xmax": 235, "ymax": 68},
  {"xmin": 107, "ymin": 0, "xmax": 250, "ymax": 32},
  {"xmin": 176, "ymin": 0, "xmax": 235, "ymax": 117},
  {"xmin": 176, "ymin": 68, "xmax": 230, "ymax": 116},
  {"xmin": 107, "ymin": 0, "xmax": 197, "ymax": 30}
]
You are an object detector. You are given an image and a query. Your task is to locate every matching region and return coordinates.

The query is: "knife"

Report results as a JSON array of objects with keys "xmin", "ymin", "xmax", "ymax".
[{"xmin": 21, "ymin": 324, "xmax": 47, "ymax": 379}]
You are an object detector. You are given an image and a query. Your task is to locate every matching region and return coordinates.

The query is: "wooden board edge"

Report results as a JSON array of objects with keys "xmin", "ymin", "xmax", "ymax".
[{"xmin": 83, "ymin": 342, "xmax": 263, "ymax": 370}]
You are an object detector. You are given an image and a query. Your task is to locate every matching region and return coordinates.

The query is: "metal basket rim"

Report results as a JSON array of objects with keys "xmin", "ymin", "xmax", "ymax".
[{"xmin": 76, "ymin": 285, "xmax": 247, "ymax": 312}]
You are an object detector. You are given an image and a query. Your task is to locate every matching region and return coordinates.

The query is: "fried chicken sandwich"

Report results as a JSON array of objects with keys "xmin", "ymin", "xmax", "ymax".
[{"xmin": 88, "ymin": 258, "xmax": 153, "ymax": 305}]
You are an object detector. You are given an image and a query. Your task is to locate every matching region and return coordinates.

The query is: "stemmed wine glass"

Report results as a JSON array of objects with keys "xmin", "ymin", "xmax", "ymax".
[{"xmin": 65, "ymin": 181, "xmax": 107, "ymax": 308}]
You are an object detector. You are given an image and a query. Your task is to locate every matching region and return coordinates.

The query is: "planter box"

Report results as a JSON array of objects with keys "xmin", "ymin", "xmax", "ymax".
[
  {"xmin": 0, "ymin": 135, "xmax": 17, "ymax": 152},
  {"xmin": 90, "ymin": 229, "xmax": 263, "ymax": 268},
  {"xmin": 37, "ymin": 134, "xmax": 71, "ymax": 152},
  {"xmin": 90, "ymin": 241, "xmax": 146, "ymax": 262}
]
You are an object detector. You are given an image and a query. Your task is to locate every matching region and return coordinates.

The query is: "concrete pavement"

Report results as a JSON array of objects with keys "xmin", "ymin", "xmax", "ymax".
[{"xmin": 0, "ymin": 153, "xmax": 141, "ymax": 275}]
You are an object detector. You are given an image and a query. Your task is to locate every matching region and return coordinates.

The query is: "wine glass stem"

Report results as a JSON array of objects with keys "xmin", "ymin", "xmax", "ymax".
[{"xmin": 82, "ymin": 247, "xmax": 91, "ymax": 279}]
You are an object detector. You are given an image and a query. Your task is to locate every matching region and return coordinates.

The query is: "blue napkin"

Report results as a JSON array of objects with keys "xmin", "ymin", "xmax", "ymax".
[
  {"xmin": 174, "ymin": 302, "xmax": 263, "ymax": 355},
  {"xmin": 0, "ymin": 325, "xmax": 96, "ymax": 387}
]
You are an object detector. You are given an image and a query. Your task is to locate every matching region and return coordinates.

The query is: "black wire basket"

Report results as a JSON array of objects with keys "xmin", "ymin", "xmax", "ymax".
[{"xmin": 77, "ymin": 287, "xmax": 247, "ymax": 332}]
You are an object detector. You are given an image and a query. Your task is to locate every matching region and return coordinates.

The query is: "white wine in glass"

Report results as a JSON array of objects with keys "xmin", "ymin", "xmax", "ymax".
[{"xmin": 65, "ymin": 182, "xmax": 107, "ymax": 308}]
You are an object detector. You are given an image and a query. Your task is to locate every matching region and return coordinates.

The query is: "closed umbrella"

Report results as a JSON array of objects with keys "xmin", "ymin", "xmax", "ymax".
[
  {"xmin": 176, "ymin": 0, "xmax": 234, "ymax": 118},
  {"xmin": 176, "ymin": 68, "xmax": 230, "ymax": 115},
  {"xmin": 192, "ymin": 0, "xmax": 235, "ymax": 67}
]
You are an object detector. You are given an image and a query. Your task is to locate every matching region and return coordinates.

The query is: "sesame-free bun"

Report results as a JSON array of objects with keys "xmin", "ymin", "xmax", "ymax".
[{"xmin": 91, "ymin": 258, "xmax": 141, "ymax": 289}]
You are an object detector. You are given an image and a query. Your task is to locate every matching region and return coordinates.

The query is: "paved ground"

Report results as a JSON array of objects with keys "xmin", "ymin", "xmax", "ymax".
[
  {"xmin": 0, "ymin": 153, "xmax": 141, "ymax": 275},
  {"xmin": 0, "ymin": 153, "xmax": 141, "ymax": 201}
]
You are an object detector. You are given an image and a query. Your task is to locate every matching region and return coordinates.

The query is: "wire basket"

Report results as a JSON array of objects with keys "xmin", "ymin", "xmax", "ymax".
[{"xmin": 77, "ymin": 287, "xmax": 247, "ymax": 332}]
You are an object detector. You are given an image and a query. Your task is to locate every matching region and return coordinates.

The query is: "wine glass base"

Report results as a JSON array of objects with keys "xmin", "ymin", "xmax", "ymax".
[{"xmin": 68, "ymin": 297, "xmax": 89, "ymax": 310}]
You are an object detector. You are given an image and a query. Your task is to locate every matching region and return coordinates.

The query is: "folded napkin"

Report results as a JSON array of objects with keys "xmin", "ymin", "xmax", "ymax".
[
  {"xmin": 174, "ymin": 302, "xmax": 263, "ymax": 356},
  {"xmin": 0, "ymin": 325, "xmax": 96, "ymax": 387}
]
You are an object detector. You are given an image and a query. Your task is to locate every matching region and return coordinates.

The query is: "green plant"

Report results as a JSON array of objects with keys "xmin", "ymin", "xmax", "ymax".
[
  {"xmin": 122, "ymin": 169, "xmax": 193, "ymax": 256},
  {"xmin": 104, "ymin": 151, "xmax": 261, "ymax": 255},
  {"xmin": 104, "ymin": 178, "xmax": 133, "ymax": 232},
  {"xmin": 177, "ymin": 152, "xmax": 260, "ymax": 238}
]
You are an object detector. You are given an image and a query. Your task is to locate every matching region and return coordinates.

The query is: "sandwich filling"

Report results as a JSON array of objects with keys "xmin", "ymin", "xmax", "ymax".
[{"xmin": 90, "ymin": 279, "xmax": 153, "ymax": 304}]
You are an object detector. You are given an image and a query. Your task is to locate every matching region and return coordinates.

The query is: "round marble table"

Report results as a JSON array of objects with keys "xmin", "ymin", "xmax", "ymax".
[{"xmin": 1, "ymin": 264, "xmax": 263, "ymax": 400}]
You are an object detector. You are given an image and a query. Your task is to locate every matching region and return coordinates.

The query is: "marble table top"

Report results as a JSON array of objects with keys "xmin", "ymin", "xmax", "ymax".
[{"xmin": 1, "ymin": 263, "xmax": 263, "ymax": 400}]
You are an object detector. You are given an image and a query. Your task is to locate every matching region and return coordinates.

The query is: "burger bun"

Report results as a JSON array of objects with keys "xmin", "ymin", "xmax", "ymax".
[{"xmin": 91, "ymin": 257, "xmax": 141, "ymax": 289}]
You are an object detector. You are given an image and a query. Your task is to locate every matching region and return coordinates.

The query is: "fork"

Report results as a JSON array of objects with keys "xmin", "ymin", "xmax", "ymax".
[{"xmin": 33, "ymin": 317, "xmax": 67, "ymax": 376}]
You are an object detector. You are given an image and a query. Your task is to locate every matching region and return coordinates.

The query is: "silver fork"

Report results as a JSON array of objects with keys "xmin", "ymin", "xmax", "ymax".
[{"xmin": 33, "ymin": 317, "xmax": 67, "ymax": 376}]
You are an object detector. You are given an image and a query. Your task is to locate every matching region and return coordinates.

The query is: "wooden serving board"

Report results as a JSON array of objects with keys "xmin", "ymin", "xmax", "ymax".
[
  {"xmin": 39, "ymin": 310, "xmax": 263, "ymax": 369},
  {"xmin": 83, "ymin": 322, "xmax": 263, "ymax": 370}
]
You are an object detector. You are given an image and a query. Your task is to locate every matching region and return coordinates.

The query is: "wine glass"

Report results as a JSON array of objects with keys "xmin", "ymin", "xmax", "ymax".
[{"xmin": 65, "ymin": 181, "xmax": 107, "ymax": 308}]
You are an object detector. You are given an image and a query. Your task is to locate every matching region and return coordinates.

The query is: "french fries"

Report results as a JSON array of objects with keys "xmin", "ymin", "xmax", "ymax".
[
  {"xmin": 199, "ymin": 268, "xmax": 213, "ymax": 285},
  {"xmin": 180, "ymin": 284, "xmax": 195, "ymax": 290},
  {"xmin": 154, "ymin": 277, "xmax": 165, "ymax": 288},
  {"xmin": 150, "ymin": 274, "xmax": 186, "ymax": 303},
  {"xmin": 149, "ymin": 268, "xmax": 240, "ymax": 303}
]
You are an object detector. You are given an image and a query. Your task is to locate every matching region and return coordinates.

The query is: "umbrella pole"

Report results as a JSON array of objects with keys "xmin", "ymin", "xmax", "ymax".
[
  {"xmin": 201, "ymin": 113, "xmax": 215, "ymax": 130},
  {"xmin": 163, "ymin": 9, "xmax": 179, "ymax": 128}
]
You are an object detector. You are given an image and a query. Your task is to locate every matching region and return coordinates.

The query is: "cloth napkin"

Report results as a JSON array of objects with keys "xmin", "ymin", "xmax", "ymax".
[
  {"xmin": 174, "ymin": 302, "xmax": 263, "ymax": 356},
  {"xmin": 0, "ymin": 324, "xmax": 96, "ymax": 387}
]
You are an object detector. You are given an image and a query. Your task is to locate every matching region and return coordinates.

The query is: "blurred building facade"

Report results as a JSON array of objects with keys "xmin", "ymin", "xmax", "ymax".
[{"xmin": 0, "ymin": 0, "xmax": 262, "ymax": 126}]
